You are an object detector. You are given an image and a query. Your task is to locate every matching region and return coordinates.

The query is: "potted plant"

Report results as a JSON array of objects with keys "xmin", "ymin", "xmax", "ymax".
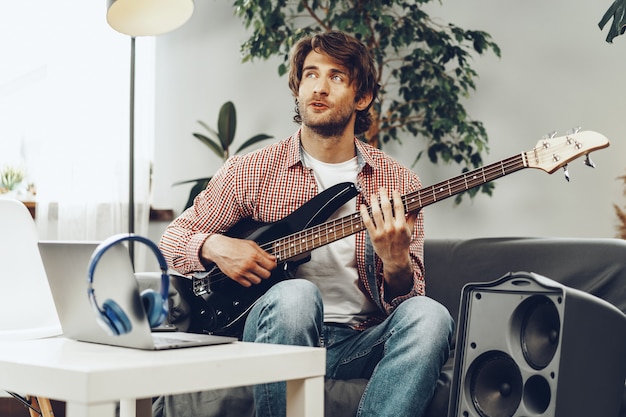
[
  {"xmin": 0, "ymin": 165, "xmax": 25, "ymax": 196},
  {"xmin": 232, "ymin": 0, "xmax": 501, "ymax": 202},
  {"xmin": 174, "ymin": 101, "xmax": 274, "ymax": 209}
]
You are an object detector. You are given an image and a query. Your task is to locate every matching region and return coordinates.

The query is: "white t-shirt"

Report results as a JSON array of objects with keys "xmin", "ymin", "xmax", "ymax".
[{"xmin": 299, "ymin": 150, "xmax": 379, "ymax": 325}]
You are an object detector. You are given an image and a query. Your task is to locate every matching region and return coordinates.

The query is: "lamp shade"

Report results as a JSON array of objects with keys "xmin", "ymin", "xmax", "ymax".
[{"xmin": 106, "ymin": 0, "xmax": 194, "ymax": 36}]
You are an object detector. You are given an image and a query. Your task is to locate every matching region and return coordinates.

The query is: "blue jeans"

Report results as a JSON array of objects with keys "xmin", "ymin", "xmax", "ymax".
[{"xmin": 242, "ymin": 279, "xmax": 454, "ymax": 417}]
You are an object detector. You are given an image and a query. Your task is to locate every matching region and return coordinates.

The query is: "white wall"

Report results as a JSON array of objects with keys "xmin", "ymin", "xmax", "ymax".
[{"xmin": 151, "ymin": 0, "xmax": 626, "ymax": 242}]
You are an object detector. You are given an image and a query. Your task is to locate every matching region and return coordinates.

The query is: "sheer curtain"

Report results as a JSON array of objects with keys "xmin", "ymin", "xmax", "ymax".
[{"xmin": 0, "ymin": 2, "xmax": 153, "ymax": 251}]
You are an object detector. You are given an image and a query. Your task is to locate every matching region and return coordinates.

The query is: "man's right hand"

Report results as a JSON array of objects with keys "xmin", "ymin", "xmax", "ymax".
[{"xmin": 201, "ymin": 234, "xmax": 277, "ymax": 287}]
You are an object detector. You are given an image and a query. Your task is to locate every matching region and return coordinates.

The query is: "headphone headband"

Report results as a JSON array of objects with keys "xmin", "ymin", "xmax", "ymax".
[{"xmin": 87, "ymin": 233, "xmax": 170, "ymax": 335}]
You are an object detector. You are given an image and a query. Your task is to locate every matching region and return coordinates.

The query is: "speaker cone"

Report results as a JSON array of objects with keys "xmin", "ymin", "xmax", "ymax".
[
  {"xmin": 468, "ymin": 351, "xmax": 523, "ymax": 417},
  {"xmin": 520, "ymin": 295, "xmax": 560, "ymax": 369},
  {"xmin": 524, "ymin": 374, "xmax": 552, "ymax": 414}
]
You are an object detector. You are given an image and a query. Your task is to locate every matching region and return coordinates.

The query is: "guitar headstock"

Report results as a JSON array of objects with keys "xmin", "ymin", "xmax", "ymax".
[{"xmin": 526, "ymin": 130, "xmax": 610, "ymax": 174}]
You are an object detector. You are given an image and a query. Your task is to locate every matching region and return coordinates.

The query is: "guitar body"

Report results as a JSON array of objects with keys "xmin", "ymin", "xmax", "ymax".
[{"xmin": 174, "ymin": 182, "xmax": 359, "ymax": 337}]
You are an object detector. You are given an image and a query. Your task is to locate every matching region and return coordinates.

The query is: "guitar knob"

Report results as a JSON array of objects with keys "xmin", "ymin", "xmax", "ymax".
[{"xmin": 584, "ymin": 154, "xmax": 596, "ymax": 168}]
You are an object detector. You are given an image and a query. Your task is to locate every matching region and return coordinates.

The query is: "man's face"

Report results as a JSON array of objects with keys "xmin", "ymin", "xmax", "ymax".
[{"xmin": 297, "ymin": 50, "xmax": 361, "ymax": 137}]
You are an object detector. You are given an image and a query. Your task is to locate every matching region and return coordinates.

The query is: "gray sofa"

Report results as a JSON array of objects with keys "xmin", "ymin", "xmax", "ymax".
[{"xmin": 152, "ymin": 237, "xmax": 626, "ymax": 417}]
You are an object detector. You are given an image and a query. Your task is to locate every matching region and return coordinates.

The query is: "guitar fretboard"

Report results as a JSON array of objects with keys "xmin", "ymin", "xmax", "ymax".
[{"xmin": 271, "ymin": 152, "xmax": 528, "ymax": 262}]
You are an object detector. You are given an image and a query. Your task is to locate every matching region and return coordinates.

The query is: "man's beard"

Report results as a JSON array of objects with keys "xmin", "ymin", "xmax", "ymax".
[{"xmin": 298, "ymin": 100, "xmax": 354, "ymax": 137}]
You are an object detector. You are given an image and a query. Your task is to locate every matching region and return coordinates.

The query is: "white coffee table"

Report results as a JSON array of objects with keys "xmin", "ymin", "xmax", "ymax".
[{"xmin": 0, "ymin": 337, "xmax": 325, "ymax": 417}]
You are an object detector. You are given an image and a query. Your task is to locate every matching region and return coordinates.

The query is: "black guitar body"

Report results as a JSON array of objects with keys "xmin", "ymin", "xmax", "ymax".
[{"xmin": 175, "ymin": 182, "xmax": 359, "ymax": 337}]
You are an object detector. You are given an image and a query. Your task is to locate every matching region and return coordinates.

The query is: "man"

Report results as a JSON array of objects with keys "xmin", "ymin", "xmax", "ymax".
[{"xmin": 160, "ymin": 30, "xmax": 453, "ymax": 417}]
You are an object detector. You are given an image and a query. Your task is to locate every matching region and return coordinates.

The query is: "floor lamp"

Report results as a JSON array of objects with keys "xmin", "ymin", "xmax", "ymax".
[{"xmin": 106, "ymin": 0, "xmax": 194, "ymax": 263}]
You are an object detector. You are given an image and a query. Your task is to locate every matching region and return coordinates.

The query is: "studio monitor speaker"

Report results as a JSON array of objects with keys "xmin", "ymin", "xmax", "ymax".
[{"xmin": 448, "ymin": 271, "xmax": 626, "ymax": 417}]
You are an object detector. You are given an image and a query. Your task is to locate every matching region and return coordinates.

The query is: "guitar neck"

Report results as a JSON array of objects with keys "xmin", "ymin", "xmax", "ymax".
[
  {"xmin": 405, "ymin": 152, "xmax": 527, "ymax": 212},
  {"xmin": 272, "ymin": 152, "xmax": 528, "ymax": 262}
]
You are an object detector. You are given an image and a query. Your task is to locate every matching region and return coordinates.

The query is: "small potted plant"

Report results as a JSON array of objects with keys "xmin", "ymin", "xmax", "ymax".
[{"xmin": 0, "ymin": 165, "xmax": 25, "ymax": 196}]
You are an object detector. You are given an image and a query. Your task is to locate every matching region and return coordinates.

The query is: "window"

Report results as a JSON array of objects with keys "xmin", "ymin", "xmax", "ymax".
[{"xmin": 0, "ymin": 1, "xmax": 154, "ymax": 241}]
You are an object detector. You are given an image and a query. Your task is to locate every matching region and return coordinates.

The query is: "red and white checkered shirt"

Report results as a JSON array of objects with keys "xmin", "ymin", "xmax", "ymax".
[{"xmin": 159, "ymin": 130, "xmax": 425, "ymax": 320}]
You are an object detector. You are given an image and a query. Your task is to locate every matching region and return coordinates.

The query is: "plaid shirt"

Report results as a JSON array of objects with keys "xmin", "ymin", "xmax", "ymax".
[{"xmin": 160, "ymin": 130, "xmax": 425, "ymax": 321}]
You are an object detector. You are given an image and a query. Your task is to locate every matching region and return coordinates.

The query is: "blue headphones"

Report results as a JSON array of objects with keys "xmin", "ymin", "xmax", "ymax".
[{"xmin": 87, "ymin": 234, "xmax": 169, "ymax": 336}]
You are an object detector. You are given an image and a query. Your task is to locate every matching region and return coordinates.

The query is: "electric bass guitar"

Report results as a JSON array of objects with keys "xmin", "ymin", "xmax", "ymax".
[{"xmin": 173, "ymin": 130, "xmax": 610, "ymax": 337}]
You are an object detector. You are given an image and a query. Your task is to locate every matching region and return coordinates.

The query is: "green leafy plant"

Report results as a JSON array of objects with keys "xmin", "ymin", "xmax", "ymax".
[
  {"xmin": 174, "ymin": 101, "xmax": 274, "ymax": 210},
  {"xmin": 233, "ymin": 0, "xmax": 501, "ymax": 202}
]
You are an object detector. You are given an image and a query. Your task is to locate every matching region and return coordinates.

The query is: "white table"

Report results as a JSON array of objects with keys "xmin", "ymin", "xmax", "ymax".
[{"xmin": 0, "ymin": 337, "xmax": 325, "ymax": 417}]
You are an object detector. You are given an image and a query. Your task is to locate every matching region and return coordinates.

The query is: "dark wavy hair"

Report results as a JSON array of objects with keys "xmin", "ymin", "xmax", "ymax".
[{"xmin": 288, "ymin": 31, "xmax": 379, "ymax": 135}]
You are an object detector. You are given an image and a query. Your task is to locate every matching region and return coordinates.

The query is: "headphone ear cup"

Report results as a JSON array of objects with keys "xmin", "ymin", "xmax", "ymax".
[
  {"xmin": 141, "ymin": 289, "xmax": 166, "ymax": 328},
  {"xmin": 101, "ymin": 299, "xmax": 132, "ymax": 335}
]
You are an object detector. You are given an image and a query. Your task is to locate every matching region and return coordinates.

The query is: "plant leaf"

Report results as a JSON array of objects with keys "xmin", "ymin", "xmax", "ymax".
[
  {"xmin": 218, "ymin": 101, "xmax": 237, "ymax": 150},
  {"xmin": 599, "ymin": 0, "xmax": 626, "ymax": 43},
  {"xmin": 197, "ymin": 120, "xmax": 219, "ymax": 139},
  {"xmin": 183, "ymin": 178, "xmax": 211, "ymax": 210},
  {"xmin": 192, "ymin": 133, "xmax": 225, "ymax": 159},
  {"xmin": 235, "ymin": 134, "xmax": 274, "ymax": 154},
  {"xmin": 172, "ymin": 177, "xmax": 212, "ymax": 186}
]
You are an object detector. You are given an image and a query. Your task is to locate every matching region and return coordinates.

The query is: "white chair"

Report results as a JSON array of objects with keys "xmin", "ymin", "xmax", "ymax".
[{"xmin": 0, "ymin": 198, "xmax": 62, "ymax": 416}]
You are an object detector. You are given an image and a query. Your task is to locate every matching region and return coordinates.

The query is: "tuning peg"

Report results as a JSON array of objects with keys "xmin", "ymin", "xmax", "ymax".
[
  {"xmin": 584, "ymin": 153, "xmax": 596, "ymax": 168},
  {"xmin": 563, "ymin": 164, "xmax": 570, "ymax": 182},
  {"xmin": 566, "ymin": 126, "xmax": 582, "ymax": 135}
]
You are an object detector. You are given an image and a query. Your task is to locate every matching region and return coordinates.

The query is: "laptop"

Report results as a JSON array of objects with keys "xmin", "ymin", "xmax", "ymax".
[{"xmin": 38, "ymin": 240, "xmax": 237, "ymax": 350}]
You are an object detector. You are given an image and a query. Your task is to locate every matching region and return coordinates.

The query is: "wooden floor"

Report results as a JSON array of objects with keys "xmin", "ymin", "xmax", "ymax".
[{"xmin": 0, "ymin": 398, "xmax": 65, "ymax": 417}]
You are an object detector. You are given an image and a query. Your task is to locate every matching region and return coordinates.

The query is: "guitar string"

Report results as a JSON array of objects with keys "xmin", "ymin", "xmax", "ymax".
[
  {"xmin": 271, "ymin": 153, "xmax": 528, "ymax": 259},
  {"xmin": 197, "ymin": 152, "xmax": 530, "ymax": 290}
]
